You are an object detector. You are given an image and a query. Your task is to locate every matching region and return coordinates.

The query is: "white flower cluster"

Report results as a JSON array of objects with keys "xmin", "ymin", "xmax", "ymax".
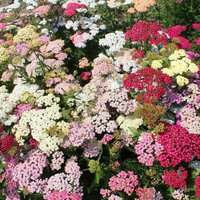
[
  {"xmin": 117, "ymin": 115, "xmax": 143, "ymax": 135},
  {"xmin": 65, "ymin": 15, "xmax": 106, "ymax": 37},
  {"xmin": 13, "ymin": 102, "xmax": 63, "ymax": 153},
  {"xmin": 0, "ymin": 84, "xmax": 39, "ymax": 126},
  {"xmin": 36, "ymin": 93, "xmax": 60, "ymax": 107},
  {"xmin": 99, "ymin": 31, "xmax": 126, "ymax": 55}
]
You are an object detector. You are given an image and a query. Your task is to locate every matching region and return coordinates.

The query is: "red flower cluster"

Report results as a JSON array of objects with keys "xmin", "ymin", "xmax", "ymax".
[
  {"xmin": 132, "ymin": 49, "xmax": 144, "ymax": 61},
  {"xmin": 0, "ymin": 135, "xmax": 16, "ymax": 152},
  {"xmin": 166, "ymin": 25, "xmax": 192, "ymax": 49},
  {"xmin": 157, "ymin": 125, "xmax": 200, "ymax": 167},
  {"xmin": 123, "ymin": 67, "xmax": 172, "ymax": 104},
  {"xmin": 195, "ymin": 176, "xmax": 200, "ymax": 198},
  {"xmin": 125, "ymin": 21, "xmax": 168, "ymax": 45},
  {"xmin": 166, "ymin": 25, "xmax": 187, "ymax": 38},
  {"xmin": 64, "ymin": 2, "xmax": 86, "ymax": 17},
  {"xmin": 163, "ymin": 167, "xmax": 188, "ymax": 188}
]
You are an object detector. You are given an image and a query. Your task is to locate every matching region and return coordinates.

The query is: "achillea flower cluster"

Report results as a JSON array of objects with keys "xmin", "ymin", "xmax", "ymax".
[
  {"xmin": 124, "ymin": 67, "xmax": 172, "ymax": 103},
  {"xmin": 46, "ymin": 190, "xmax": 81, "ymax": 200},
  {"xmin": 157, "ymin": 125, "xmax": 200, "ymax": 167},
  {"xmin": 195, "ymin": 176, "xmax": 200, "ymax": 198},
  {"xmin": 91, "ymin": 112, "xmax": 117, "ymax": 134},
  {"xmin": 135, "ymin": 187, "xmax": 163, "ymax": 200},
  {"xmin": 64, "ymin": 2, "xmax": 86, "ymax": 17},
  {"xmin": 108, "ymin": 171, "xmax": 138, "ymax": 195},
  {"xmin": 62, "ymin": 122, "xmax": 95, "ymax": 147},
  {"xmin": 50, "ymin": 151, "xmax": 65, "ymax": 170},
  {"xmin": 192, "ymin": 23, "xmax": 200, "ymax": 31},
  {"xmin": 166, "ymin": 25, "xmax": 192, "ymax": 49},
  {"xmin": 33, "ymin": 5, "xmax": 51, "ymax": 17},
  {"xmin": 125, "ymin": 21, "xmax": 168, "ymax": 45},
  {"xmin": 134, "ymin": 133, "xmax": 163, "ymax": 166},
  {"xmin": 92, "ymin": 55, "xmax": 114, "ymax": 77},
  {"xmin": 12, "ymin": 150, "xmax": 48, "ymax": 193},
  {"xmin": 134, "ymin": 103, "xmax": 166, "ymax": 126},
  {"xmin": 162, "ymin": 167, "xmax": 188, "ymax": 188},
  {"xmin": 131, "ymin": 0, "xmax": 156, "ymax": 12},
  {"xmin": 46, "ymin": 157, "xmax": 82, "ymax": 196},
  {"xmin": 96, "ymin": 89, "xmax": 136, "ymax": 115},
  {"xmin": 0, "ymin": 135, "xmax": 16, "ymax": 153},
  {"xmin": 172, "ymin": 189, "xmax": 189, "ymax": 200}
]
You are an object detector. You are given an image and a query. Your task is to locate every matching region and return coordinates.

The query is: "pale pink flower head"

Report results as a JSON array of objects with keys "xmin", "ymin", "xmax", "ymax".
[
  {"xmin": 33, "ymin": 5, "xmax": 51, "ymax": 17},
  {"xmin": 55, "ymin": 82, "xmax": 79, "ymax": 94},
  {"xmin": 38, "ymin": 35, "xmax": 50, "ymax": 43},
  {"xmin": 0, "ymin": 23, "xmax": 7, "ymax": 30},
  {"xmin": 16, "ymin": 43, "xmax": 29, "ymax": 56},
  {"xmin": 70, "ymin": 31, "xmax": 91, "ymax": 48},
  {"xmin": 0, "ymin": 39, "xmax": 5, "ymax": 44},
  {"xmin": 1, "ymin": 70, "xmax": 12, "ymax": 82}
]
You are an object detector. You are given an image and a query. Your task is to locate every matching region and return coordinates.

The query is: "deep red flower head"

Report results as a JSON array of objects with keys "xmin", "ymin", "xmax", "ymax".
[
  {"xmin": 125, "ymin": 21, "xmax": 168, "ymax": 46},
  {"xmin": 0, "ymin": 135, "xmax": 16, "ymax": 152},
  {"xmin": 123, "ymin": 67, "xmax": 172, "ymax": 103},
  {"xmin": 163, "ymin": 167, "xmax": 188, "ymax": 188},
  {"xmin": 29, "ymin": 137, "xmax": 39, "ymax": 149}
]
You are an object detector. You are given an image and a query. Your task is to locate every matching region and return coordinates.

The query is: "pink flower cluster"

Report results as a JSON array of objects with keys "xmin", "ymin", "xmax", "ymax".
[
  {"xmin": 50, "ymin": 151, "xmax": 65, "ymax": 170},
  {"xmin": 162, "ymin": 167, "xmax": 188, "ymax": 188},
  {"xmin": 70, "ymin": 31, "xmax": 91, "ymax": 48},
  {"xmin": 157, "ymin": 125, "xmax": 200, "ymax": 167},
  {"xmin": 33, "ymin": 5, "xmax": 51, "ymax": 17},
  {"xmin": 62, "ymin": 122, "xmax": 95, "ymax": 147},
  {"xmin": 96, "ymin": 89, "xmax": 135, "ymax": 115},
  {"xmin": 90, "ymin": 111, "xmax": 117, "ymax": 134},
  {"xmin": 12, "ymin": 150, "xmax": 48, "ymax": 193},
  {"xmin": 134, "ymin": 133, "xmax": 163, "ymax": 166},
  {"xmin": 46, "ymin": 157, "xmax": 82, "ymax": 197},
  {"xmin": 108, "ymin": 171, "xmax": 138, "ymax": 195},
  {"xmin": 92, "ymin": 56, "xmax": 114, "ymax": 77},
  {"xmin": 46, "ymin": 190, "xmax": 81, "ymax": 200}
]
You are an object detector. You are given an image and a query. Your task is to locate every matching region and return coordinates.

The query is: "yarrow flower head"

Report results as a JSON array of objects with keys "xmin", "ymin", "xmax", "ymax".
[
  {"xmin": 134, "ymin": 132, "xmax": 163, "ymax": 166},
  {"xmin": 125, "ymin": 21, "xmax": 168, "ymax": 45},
  {"xmin": 123, "ymin": 67, "xmax": 172, "ymax": 103},
  {"xmin": 108, "ymin": 171, "xmax": 138, "ymax": 195},
  {"xmin": 157, "ymin": 125, "xmax": 200, "ymax": 167},
  {"xmin": 162, "ymin": 167, "xmax": 188, "ymax": 188}
]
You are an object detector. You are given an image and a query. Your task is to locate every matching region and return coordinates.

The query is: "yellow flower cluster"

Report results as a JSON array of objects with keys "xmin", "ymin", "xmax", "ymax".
[
  {"xmin": 13, "ymin": 25, "xmax": 39, "ymax": 44},
  {"xmin": 0, "ymin": 45, "xmax": 9, "ymax": 64},
  {"xmin": 128, "ymin": 0, "xmax": 156, "ymax": 13},
  {"xmin": 151, "ymin": 49, "xmax": 199, "ymax": 86}
]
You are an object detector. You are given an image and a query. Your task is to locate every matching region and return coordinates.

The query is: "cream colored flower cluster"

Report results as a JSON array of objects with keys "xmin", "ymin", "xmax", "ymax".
[{"xmin": 151, "ymin": 50, "xmax": 199, "ymax": 86}]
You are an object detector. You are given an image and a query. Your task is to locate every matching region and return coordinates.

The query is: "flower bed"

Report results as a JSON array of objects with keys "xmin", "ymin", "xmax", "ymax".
[{"xmin": 0, "ymin": 0, "xmax": 200, "ymax": 199}]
